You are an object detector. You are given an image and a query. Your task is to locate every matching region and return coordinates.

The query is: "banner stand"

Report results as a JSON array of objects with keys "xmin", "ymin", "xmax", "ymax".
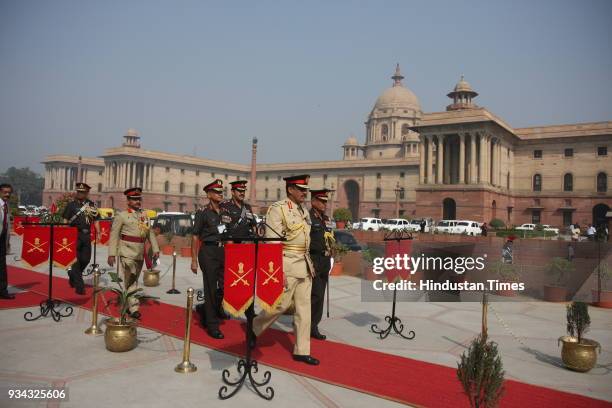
[
  {"xmin": 22, "ymin": 222, "xmax": 75, "ymax": 323},
  {"xmin": 370, "ymin": 230, "xmax": 416, "ymax": 341},
  {"xmin": 84, "ymin": 217, "xmax": 112, "ymax": 277},
  {"xmin": 218, "ymin": 233, "xmax": 285, "ymax": 401}
]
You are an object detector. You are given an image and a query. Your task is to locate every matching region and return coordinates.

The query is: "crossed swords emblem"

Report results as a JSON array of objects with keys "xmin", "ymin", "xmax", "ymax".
[
  {"xmin": 261, "ymin": 261, "xmax": 280, "ymax": 286},
  {"xmin": 56, "ymin": 238, "xmax": 73, "ymax": 253},
  {"xmin": 26, "ymin": 237, "xmax": 47, "ymax": 253},
  {"xmin": 229, "ymin": 262, "xmax": 253, "ymax": 287}
]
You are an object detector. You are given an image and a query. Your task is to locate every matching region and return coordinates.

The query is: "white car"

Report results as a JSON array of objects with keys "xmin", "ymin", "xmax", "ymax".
[
  {"xmin": 360, "ymin": 217, "xmax": 384, "ymax": 231},
  {"xmin": 542, "ymin": 224, "xmax": 559, "ymax": 234},
  {"xmin": 434, "ymin": 220, "xmax": 458, "ymax": 234},
  {"xmin": 454, "ymin": 220, "xmax": 482, "ymax": 235},
  {"xmin": 407, "ymin": 219, "xmax": 432, "ymax": 233},
  {"xmin": 385, "ymin": 218, "xmax": 411, "ymax": 232},
  {"xmin": 352, "ymin": 221, "xmax": 361, "ymax": 230},
  {"xmin": 515, "ymin": 223, "xmax": 536, "ymax": 231}
]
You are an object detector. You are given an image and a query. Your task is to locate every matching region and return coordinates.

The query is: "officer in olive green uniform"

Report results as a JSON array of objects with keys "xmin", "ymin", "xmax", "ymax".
[
  {"xmin": 250, "ymin": 175, "xmax": 319, "ymax": 365},
  {"xmin": 107, "ymin": 187, "xmax": 159, "ymax": 319}
]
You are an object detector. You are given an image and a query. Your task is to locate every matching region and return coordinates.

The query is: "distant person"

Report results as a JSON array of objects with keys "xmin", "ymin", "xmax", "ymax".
[
  {"xmin": 586, "ymin": 224, "xmax": 596, "ymax": 241},
  {"xmin": 502, "ymin": 236, "xmax": 515, "ymax": 264},
  {"xmin": 567, "ymin": 243, "xmax": 575, "ymax": 262},
  {"xmin": 481, "ymin": 222, "xmax": 488, "ymax": 237},
  {"xmin": 572, "ymin": 224, "xmax": 581, "ymax": 241},
  {"xmin": 420, "ymin": 220, "xmax": 426, "ymax": 233}
]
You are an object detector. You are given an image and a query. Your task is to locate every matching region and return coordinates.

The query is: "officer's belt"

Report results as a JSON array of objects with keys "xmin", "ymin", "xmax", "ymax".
[
  {"xmin": 202, "ymin": 241, "xmax": 223, "ymax": 247},
  {"xmin": 120, "ymin": 234, "xmax": 145, "ymax": 243},
  {"xmin": 283, "ymin": 244, "xmax": 308, "ymax": 254}
]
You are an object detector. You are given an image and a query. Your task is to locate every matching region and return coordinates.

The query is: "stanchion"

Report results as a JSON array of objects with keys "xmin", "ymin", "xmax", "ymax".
[
  {"xmin": 481, "ymin": 291, "xmax": 488, "ymax": 339},
  {"xmin": 84, "ymin": 267, "xmax": 103, "ymax": 335},
  {"xmin": 175, "ymin": 287, "xmax": 197, "ymax": 373},
  {"xmin": 23, "ymin": 221, "xmax": 74, "ymax": 322},
  {"xmin": 167, "ymin": 252, "xmax": 180, "ymax": 294},
  {"xmin": 370, "ymin": 230, "xmax": 415, "ymax": 341}
]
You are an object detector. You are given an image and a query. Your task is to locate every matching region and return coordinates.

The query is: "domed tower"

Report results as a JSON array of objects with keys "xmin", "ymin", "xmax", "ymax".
[
  {"xmin": 364, "ymin": 64, "xmax": 422, "ymax": 159},
  {"xmin": 342, "ymin": 135, "xmax": 362, "ymax": 160},
  {"xmin": 446, "ymin": 75, "xmax": 478, "ymax": 111},
  {"xmin": 122, "ymin": 128, "xmax": 141, "ymax": 148}
]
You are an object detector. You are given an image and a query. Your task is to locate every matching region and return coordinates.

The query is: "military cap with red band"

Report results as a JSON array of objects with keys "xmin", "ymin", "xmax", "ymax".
[
  {"xmin": 310, "ymin": 188, "xmax": 330, "ymax": 202},
  {"xmin": 283, "ymin": 174, "xmax": 310, "ymax": 189},
  {"xmin": 204, "ymin": 179, "xmax": 224, "ymax": 193},
  {"xmin": 76, "ymin": 182, "xmax": 91, "ymax": 192},
  {"xmin": 230, "ymin": 180, "xmax": 248, "ymax": 191},
  {"xmin": 124, "ymin": 187, "xmax": 142, "ymax": 198}
]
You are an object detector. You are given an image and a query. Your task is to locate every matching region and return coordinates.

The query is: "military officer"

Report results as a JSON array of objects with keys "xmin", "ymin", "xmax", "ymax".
[
  {"xmin": 250, "ymin": 175, "xmax": 319, "ymax": 365},
  {"xmin": 309, "ymin": 188, "xmax": 334, "ymax": 340},
  {"xmin": 62, "ymin": 182, "xmax": 99, "ymax": 295},
  {"xmin": 190, "ymin": 179, "xmax": 229, "ymax": 339},
  {"xmin": 220, "ymin": 180, "xmax": 257, "ymax": 322},
  {"xmin": 107, "ymin": 187, "xmax": 159, "ymax": 319}
]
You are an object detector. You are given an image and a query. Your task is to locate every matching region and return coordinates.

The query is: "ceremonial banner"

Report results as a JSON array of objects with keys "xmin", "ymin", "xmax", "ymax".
[
  {"xmin": 384, "ymin": 239, "xmax": 412, "ymax": 283},
  {"xmin": 21, "ymin": 225, "xmax": 50, "ymax": 268},
  {"xmin": 256, "ymin": 243, "xmax": 284, "ymax": 313},
  {"xmin": 223, "ymin": 243, "xmax": 256, "ymax": 316},
  {"xmin": 90, "ymin": 223, "xmax": 96, "ymax": 243},
  {"xmin": 53, "ymin": 226, "xmax": 77, "ymax": 268},
  {"xmin": 13, "ymin": 216, "xmax": 40, "ymax": 236},
  {"xmin": 97, "ymin": 220, "xmax": 112, "ymax": 245}
]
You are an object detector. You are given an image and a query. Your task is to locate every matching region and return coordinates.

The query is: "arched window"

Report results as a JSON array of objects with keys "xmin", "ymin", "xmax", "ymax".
[
  {"xmin": 376, "ymin": 187, "xmax": 382, "ymax": 199},
  {"xmin": 194, "ymin": 184, "xmax": 199, "ymax": 196},
  {"xmin": 97, "ymin": 183, "xmax": 102, "ymax": 192},
  {"xmin": 563, "ymin": 173, "xmax": 573, "ymax": 192},
  {"xmin": 381, "ymin": 124, "xmax": 389, "ymax": 141},
  {"xmin": 533, "ymin": 174, "xmax": 542, "ymax": 192},
  {"xmin": 265, "ymin": 188, "xmax": 269, "ymax": 199},
  {"xmin": 597, "ymin": 172, "xmax": 607, "ymax": 192},
  {"xmin": 179, "ymin": 182, "xmax": 185, "ymax": 194},
  {"xmin": 164, "ymin": 181, "xmax": 170, "ymax": 193},
  {"xmin": 399, "ymin": 188, "xmax": 405, "ymax": 200}
]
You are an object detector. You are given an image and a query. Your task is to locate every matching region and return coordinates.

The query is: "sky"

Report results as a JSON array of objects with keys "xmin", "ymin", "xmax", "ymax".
[{"xmin": 1, "ymin": 0, "xmax": 611, "ymax": 173}]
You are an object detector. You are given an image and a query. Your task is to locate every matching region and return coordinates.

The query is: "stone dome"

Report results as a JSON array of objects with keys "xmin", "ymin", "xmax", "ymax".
[
  {"xmin": 371, "ymin": 64, "xmax": 421, "ymax": 113},
  {"xmin": 344, "ymin": 135, "xmax": 358, "ymax": 146},
  {"xmin": 448, "ymin": 75, "xmax": 478, "ymax": 97},
  {"xmin": 125, "ymin": 128, "xmax": 139, "ymax": 137}
]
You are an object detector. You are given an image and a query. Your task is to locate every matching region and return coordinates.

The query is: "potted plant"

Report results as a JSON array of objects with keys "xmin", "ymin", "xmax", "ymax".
[
  {"xmin": 180, "ymin": 233, "xmax": 193, "ymax": 257},
  {"xmin": 361, "ymin": 247, "xmax": 383, "ymax": 281},
  {"xmin": 543, "ymin": 257, "xmax": 574, "ymax": 302},
  {"xmin": 333, "ymin": 208, "xmax": 352, "ymax": 230},
  {"xmin": 457, "ymin": 334, "xmax": 505, "ymax": 408},
  {"xmin": 558, "ymin": 302, "xmax": 601, "ymax": 372},
  {"xmin": 98, "ymin": 272, "xmax": 158, "ymax": 352},
  {"xmin": 161, "ymin": 230, "xmax": 175, "ymax": 255},
  {"xmin": 330, "ymin": 242, "xmax": 349, "ymax": 276},
  {"xmin": 592, "ymin": 261, "xmax": 612, "ymax": 308},
  {"xmin": 490, "ymin": 260, "xmax": 520, "ymax": 297}
]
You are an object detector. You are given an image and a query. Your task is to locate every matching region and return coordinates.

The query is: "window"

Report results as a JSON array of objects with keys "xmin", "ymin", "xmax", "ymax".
[
  {"xmin": 400, "ymin": 172, "xmax": 405, "ymax": 178},
  {"xmin": 533, "ymin": 150, "xmax": 542, "ymax": 159},
  {"xmin": 597, "ymin": 146, "xmax": 607, "ymax": 156},
  {"xmin": 531, "ymin": 210, "xmax": 541, "ymax": 224},
  {"xmin": 376, "ymin": 173, "xmax": 381, "ymax": 179},
  {"xmin": 166, "ymin": 167, "xmax": 170, "ymax": 172},
  {"xmin": 265, "ymin": 176, "xmax": 269, "ymax": 181},
  {"xmin": 375, "ymin": 187, "xmax": 382, "ymax": 199},
  {"xmin": 399, "ymin": 210, "xmax": 405, "ymax": 217},
  {"xmin": 563, "ymin": 173, "xmax": 573, "ymax": 192},
  {"xmin": 372, "ymin": 209, "xmax": 380, "ymax": 218},
  {"xmin": 563, "ymin": 211, "xmax": 573, "ymax": 226},
  {"xmin": 196, "ymin": 170, "xmax": 200, "ymax": 176},
  {"xmin": 180, "ymin": 169, "xmax": 185, "ymax": 175},
  {"xmin": 179, "ymin": 182, "xmax": 185, "ymax": 194},
  {"xmin": 399, "ymin": 188, "xmax": 405, "ymax": 199},
  {"xmin": 225, "ymin": 174, "xmax": 228, "ymax": 180},
  {"xmin": 277, "ymin": 175, "xmax": 281, "ymax": 181},
  {"xmin": 164, "ymin": 181, "xmax": 170, "ymax": 193},
  {"xmin": 195, "ymin": 184, "xmax": 199, "ymax": 195},
  {"xmin": 211, "ymin": 172, "xmax": 215, "ymax": 178},
  {"xmin": 97, "ymin": 183, "xmax": 102, "ymax": 192},
  {"xmin": 381, "ymin": 125, "xmax": 389, "ymax": 141},
  {"xmin": 533, "ymin": 174, "xmax": 542, "ymax": 191},
  {"xmin": 564, "ymin": 148, "xmax": 573, "ymax": 157},
  {"xmin": 597, "ymin": 172, "xmax": 607, "ymax": 192},
  {"xmin": 276, "ymin": 188, "xmax": 281, "ymax": 200},
  {"xmin": 98, "ymin": 170, "xmax": 103, "ymax": 176},
  {"xmin": 164, "ymin": 202, "xmax": 170, "ymax": 212},
  {"xmin": 323, "ymin": 174, "xmax": 328, "ymax": 183},
  {"xmin": 265, "ymin": 188, "xmax": 269, "ymax": 199}
]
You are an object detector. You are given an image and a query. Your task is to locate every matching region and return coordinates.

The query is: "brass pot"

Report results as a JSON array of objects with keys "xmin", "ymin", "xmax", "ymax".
[
  {"xmin": 104, "ymin": 318, "xmax": 137, "ymax": 352},
  {"xmin": 143, "ymin": 269, "xmax": 160, "ymax": 287},
  {"xmin": 558, "ymin": 335, "xmax": 601, "ymax": 372}
]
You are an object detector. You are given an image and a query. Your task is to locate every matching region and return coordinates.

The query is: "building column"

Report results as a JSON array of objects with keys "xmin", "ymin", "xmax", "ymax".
[
  {"xmin": 459, "ymin": 133, "xmax": 466, "ymax": 184},
  {"xmin": 436, "ymin": 135, "xmax": 445, "ymax": 184},
  {"xmin": 419, "ymin": 135, "xmax": 425, "ymax": 184},
  {"xmin": 478, "ymin": 133, "xmax": 486, "ymax": 183},
  {"xmin": 444, "ymin": 138, "xmax": 451, "ymax": 184},
  {"xmin": 490, "ymin": 140, "xmax": 496, "ymax": 186},
  {"xmin": 498, "ymin": 143, "xmax": 503, "ymax": 187},
  {"xmin": 427, "ymin": 135, "xmax": 434, "ymax": 184}
]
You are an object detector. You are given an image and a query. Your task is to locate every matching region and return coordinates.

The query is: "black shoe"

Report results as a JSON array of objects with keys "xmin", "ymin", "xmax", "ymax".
[
  {"xmin": 0, "ymin": 292, "xmax": 15, "ymax": 300},
  {"xmin": 129, "ymin": 311, "xmax": 142, "ymax": 320},
  {"xmin": 75, "ymin": 286, "xmax": 86, "ymax": 295},
  {"xmin": 207, "ymin": 328, "xmax": 224, "ymax": 339},
  {"xmin": 217, "ymin": 309, "xmax": 230, "ymax": 320},
  {"xmin": 248, "ymin": 328, "xmax": 257, "ymax": 349},
  {"xmin": 67, "ymin": 269, "xmax": 75, "ymax": 288},
  {"xmin": 292, "ymin": 355, "xmax": 319, "ymax": 365},
  {"xmin": 311, "ymin": 328, "xmax": 327, "ymax": 340}
]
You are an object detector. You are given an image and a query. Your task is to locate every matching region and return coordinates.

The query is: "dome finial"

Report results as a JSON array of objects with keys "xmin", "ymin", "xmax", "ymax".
[{"xmin": 392, "ymin": 63, "xmax": 404, "ymax": 86}]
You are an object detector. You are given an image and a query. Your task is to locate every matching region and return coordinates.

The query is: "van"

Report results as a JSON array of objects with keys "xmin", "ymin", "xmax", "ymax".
[
  {"xmin": 360, "ymin": 217, "xmax": 384, "ymax": 231},
  {"xmin": 434, "ymin": 220, "xmax": 458, "ymax": 234}
]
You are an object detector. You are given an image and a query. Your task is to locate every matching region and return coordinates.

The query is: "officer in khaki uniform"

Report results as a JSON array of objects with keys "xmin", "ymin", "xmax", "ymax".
[
  {"xmin": 107, "ymin": 187, "xmax": 159, "ymax": 319},
  {"xmin": 250, "ymin": 175, "xmax": 319, "ymax": 365}
]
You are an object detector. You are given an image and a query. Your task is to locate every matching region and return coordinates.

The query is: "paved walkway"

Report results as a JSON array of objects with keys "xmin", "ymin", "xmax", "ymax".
[{"xmin": 1, "ymin": 236, "xmax": 610, "ymax": 407}]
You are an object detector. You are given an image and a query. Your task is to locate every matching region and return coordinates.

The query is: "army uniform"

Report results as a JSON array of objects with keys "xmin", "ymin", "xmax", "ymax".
[
  {"xmin": 108, "ymin": 188, "xmax": 159, "ymax": 314},
  {"xmin": 309, "ymin": 189, "xmax": 333, "ymax": 339},
  {"xmin": 252, "ymin": 175, "xmax": 316, "ymax": 359},
  {"xmin": 193, "ymin": 180, "xmax": 230, "ymax": 336},
  {"xmin": 62, "ymin": 182, "xmax": 98, "ymax": 294}
]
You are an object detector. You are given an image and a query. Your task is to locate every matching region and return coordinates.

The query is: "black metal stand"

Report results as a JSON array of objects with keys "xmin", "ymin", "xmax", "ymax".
[
  {"xmin": 84, "ymin": 219, "xmax": 112, "ymax": 276},
  {"xmin": 218, "ymin": 235, "xmax": 284, "ymax": 401},
  {"xmin": 23, "ymin": 222, "xmax": 74, "ymax": 322},
  {"xmin": 370, "ymin": 230, "xmax": 415, "ymax": 340}
]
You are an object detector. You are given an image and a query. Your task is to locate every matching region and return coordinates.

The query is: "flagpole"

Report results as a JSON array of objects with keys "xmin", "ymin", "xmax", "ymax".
[{"xmin": 23, "ymin": 221, "xmax": 74, "ymax": 322}]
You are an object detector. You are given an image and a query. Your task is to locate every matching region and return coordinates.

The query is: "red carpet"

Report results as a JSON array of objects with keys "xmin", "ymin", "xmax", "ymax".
[
  {"xmin": 6, "ymin": 265, "xmax": 611, "ymax": 408},
  {"xmin": 0, "ymin": 290, "xmax": 47, "ymax": 309}
]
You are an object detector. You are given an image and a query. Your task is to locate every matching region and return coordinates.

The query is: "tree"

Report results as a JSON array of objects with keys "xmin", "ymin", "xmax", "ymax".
[{"xmin": 0, "ymin": 167, "xmax": 44, "ymax": 206}]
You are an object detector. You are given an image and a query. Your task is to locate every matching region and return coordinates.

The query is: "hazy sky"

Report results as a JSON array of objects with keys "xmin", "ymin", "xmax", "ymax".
[{"xmin": 1, "ymin": 0, "xmax": 611, "ymax": 173}]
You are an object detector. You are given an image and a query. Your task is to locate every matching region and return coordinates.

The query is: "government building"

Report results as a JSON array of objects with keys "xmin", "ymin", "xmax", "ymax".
[{"xmin": 42, "ymin": 65, "xmax": 612, "ymax": 227}]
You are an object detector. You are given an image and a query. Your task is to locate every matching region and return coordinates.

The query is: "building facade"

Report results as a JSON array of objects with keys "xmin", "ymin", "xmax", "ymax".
[{"xmin": 42, "ymin": 66, "xmax": 612, "ymax": 227}]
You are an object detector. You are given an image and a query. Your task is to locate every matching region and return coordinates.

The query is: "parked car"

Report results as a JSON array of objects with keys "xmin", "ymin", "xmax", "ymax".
[
  {"xmin": 407, "ymin": 219, "xmax": 432, "ymax": 233},
  {"xmin": 333, "ymin": 230, "xmax": 363, "ymax": 252},
  {"xmin": 515, "ymin": 223, "xmax": 536, "ymax": 231},
  {"xmin": 351, "ymin": 221, "xmax": 362, "ymax": 230},
  {"xmin": 541, "ymin": 224, "xmax": 560, "ymax": 234},
  {"xmin": 360, "ymin": 217, "xmax": 384, "ymax": 231},
  {"xmin": 434, "ymin": 220, "xmax": 458, "ymax": 234},
  {"xmin": 385, "ymin": 218, "xmax": 411, "ymax": 232},
  {"xmin": 454, "ymin": 220, "xmax": 482, "ymax": 235},
  {"xmin": 153, "ymin": 212, "xmax": 194, "ymax": 236}
]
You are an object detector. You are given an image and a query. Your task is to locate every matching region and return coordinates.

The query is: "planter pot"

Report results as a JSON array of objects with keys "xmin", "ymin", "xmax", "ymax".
[
  {"xmin": 330, "ymin": 262, "xmax": 343, "ymax": 276},
  {"xmin": 104, "ymin": 318, "xmax": 137, "ymax": 352},
  {"xmin": 543, "ymin": 285, "xmax": 568, "ymax": 302},
  {"xmin": 591, "ymin": 289, "xmax": 612, "ymax": 308},
  {"xmin": 143, "ymin": 269, "xmax": 160, "ymax": 287},
  {"xmin": 161, "ymin": 245, "xmax": 175, "ymax": 255},
  {"xmin": 558, "ymin": 335, "xmax": 601, "ymax": 372},
  {"xmin": 180, "ymin": 247, "xmax": 192, "ymax": 257},
  {"xmin": 336, "ymin": 221, "xmax": 346, "ymax": 229}
]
